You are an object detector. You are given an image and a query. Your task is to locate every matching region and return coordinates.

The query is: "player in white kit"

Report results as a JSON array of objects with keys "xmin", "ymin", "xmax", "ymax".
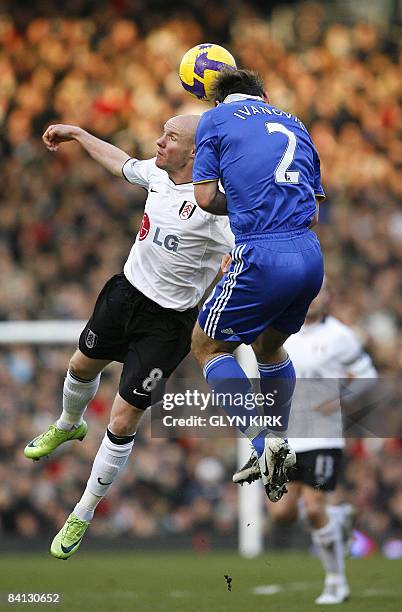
[
  {"xmin": 233, "ymin": 280, "xmax": 377, "ymax": 604},
  {"xmin": 24, "ymin": 117, "xmax": 233, "ymax": 558}
]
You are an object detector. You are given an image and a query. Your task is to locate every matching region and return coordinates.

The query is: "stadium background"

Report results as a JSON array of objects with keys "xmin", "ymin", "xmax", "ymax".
[{"xmin": 0, "ymin": 0, "xmax": 401, "ymax": 606}]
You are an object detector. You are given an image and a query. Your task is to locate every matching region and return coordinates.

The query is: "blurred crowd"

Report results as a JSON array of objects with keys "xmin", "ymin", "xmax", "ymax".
[{"xmin": 0, "ymin": 0, "xmax": 401, "ymax": 547}]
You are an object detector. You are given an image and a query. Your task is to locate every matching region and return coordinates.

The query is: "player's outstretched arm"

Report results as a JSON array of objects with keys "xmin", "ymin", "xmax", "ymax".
[
  {"xmin": 194, "ymin": 181, "xmax": 227, "ymax": 215},
  {"xmin": 42, "ymin": 124, "xmax": 130, "ymax": 177}
]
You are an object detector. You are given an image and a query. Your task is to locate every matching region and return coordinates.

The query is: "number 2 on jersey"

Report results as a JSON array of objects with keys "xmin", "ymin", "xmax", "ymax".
[{"xmin": 265, "ymin": 122, "xmax": 300, "ymax": 184}]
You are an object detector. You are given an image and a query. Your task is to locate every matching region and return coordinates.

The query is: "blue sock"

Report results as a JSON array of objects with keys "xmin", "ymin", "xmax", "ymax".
[
  {"xmin": 204, "ymin": 354, "xmax": 262, "ymax": 438},
  {"xmin": 250, "ymin": 357, "xmax": 296, "ymax": 458},
  {"xmin": 257, "ymin": 355, "xmax": 296, "ymax": 435}
]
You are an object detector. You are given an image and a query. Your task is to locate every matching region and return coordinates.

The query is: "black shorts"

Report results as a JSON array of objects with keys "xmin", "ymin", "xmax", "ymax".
[
  {"xmin": 289, "ymin": 448, "xmax": 343, "ymax": 492},
  {"xmin": 79, "ymin": 274, "xmax": 198, "ymax": 408}
]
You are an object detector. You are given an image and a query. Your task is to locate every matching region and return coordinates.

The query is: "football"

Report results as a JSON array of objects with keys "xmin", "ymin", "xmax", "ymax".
[{"xmin": 179, "ymin": 43, "xmax": 237, "ymax": 101}]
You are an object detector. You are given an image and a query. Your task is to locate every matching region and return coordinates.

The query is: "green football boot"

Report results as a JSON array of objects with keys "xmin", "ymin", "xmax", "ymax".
[
  {"xmin": 24, "ymin": 421, "xmax": 88, "ymax": 460},
  {"xmin": 50, "ymin": 513, "xmax": 90, "ymax": 560}
]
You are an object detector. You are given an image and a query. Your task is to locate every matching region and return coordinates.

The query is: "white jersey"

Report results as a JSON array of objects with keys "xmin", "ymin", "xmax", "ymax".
[
  {"xmin": 286, "ymin": 315, "xmax": 377, "ymax": 452},
  {"xmin": 122, "ymin": 158, "xmax": 234, "ymax": 310}
]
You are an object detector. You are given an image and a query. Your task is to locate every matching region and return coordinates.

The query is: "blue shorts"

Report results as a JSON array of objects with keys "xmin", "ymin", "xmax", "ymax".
[{"xmin": 199, "ymin": 229, "xmax": 324, "ymax": 344}]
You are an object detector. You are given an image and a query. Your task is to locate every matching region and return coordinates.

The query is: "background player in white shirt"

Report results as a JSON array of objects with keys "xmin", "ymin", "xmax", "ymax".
[
  {"xmin": 24, "ymin": 116, "xmax": 233, "ymax": 559},
  {"xmin": 233, "ymin": 280, "xmax": 378, "ymax": 604}
]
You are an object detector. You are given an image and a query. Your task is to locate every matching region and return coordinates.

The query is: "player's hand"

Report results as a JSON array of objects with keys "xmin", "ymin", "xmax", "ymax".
[
  {"xmin": 42, "ymin": 124, "xmax": 80, "ymax": 151},
  {"xmin": 221, "ymin": 253, "xmax": 232, "ymax": 273}
]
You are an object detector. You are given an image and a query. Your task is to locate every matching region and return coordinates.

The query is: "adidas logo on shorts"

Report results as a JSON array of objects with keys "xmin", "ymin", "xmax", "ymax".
[{"xmin": 221, "ymin": 328, "xmax": 234, "ymax": 334}]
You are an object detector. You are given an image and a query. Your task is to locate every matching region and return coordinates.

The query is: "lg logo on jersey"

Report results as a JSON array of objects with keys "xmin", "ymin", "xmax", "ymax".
[
  {"xmin": 153, "ymin": 227, "xmax": 179, "ymax": 252},
  {"xmin": 138, "ymin": 212, "xmax": 179, "ymax": 252}
]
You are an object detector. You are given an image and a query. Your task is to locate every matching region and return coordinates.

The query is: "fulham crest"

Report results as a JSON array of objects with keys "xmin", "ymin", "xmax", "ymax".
[
  {"xmin": 179, "ymin": 201, "xmax": 196, "ymax": 220},
  {"xmin": 85, "ymin": 329, "xmax": 98, "ymax": 349}
]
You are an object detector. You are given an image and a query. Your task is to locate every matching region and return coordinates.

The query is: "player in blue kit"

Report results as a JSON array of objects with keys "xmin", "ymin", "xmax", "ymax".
[{"xmin": 191, "ymin": 69, "xmax": 325, "ymax": 502}]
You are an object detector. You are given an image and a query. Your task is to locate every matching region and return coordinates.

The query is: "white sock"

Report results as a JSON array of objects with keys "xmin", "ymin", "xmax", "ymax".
[
  {"xmin": 74, "ymin": 430, "xmax": 134, "ymax": 522},
  {"xmin": 57, "ymin": 370, "xmax": 100, "ymax": 430},
  {"xmin": 327, "ymin": 504, "xmax": 346, "ymax": 525},
  {"xmin": 74, "ymin": 489, "xmax": 102, "ymax": 522},
  {"xmin": 311, "ymin": 515, "xmax": 345, "ymax": 580}
]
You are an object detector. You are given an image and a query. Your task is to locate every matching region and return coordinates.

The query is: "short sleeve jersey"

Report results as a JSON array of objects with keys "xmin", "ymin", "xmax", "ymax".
[
  {"xmin": 122, "ymin": 158, "xmax": 234, "ymax": 311},
  {"xmin": 193, "ymin": 94, "xmax": 325, "ymax": 239}
]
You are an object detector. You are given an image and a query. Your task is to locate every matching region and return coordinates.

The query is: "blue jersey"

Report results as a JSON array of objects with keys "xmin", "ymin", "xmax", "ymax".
[{"xmin": 193, "ymin": 94, "xmax": 325, "ymax": 239}]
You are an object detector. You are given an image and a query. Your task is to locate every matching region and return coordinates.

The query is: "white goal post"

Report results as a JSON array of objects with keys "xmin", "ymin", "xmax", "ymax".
[
  {"xmin": 236, "ymin": 345, "xmax": 264, "ymax": 557},
  {"xmin": 0, "ymin": 320, "xmax": 86, "ymax": 344},
  {"xmin": 0, "ymin": 321, "xmax": 264, "ymax": 557}
]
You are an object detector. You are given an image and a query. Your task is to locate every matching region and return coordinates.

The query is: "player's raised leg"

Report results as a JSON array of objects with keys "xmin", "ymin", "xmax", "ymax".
[
  {"xmin": 232, "ymin": 327, "xmax": 297, "ymax": 489},
  {"xmin": 249, "ymin": 326, "xmax": 296, "ymax": 502},
  {"xmin": 192, "ymin": 321, "xmax": 295, "ymax": 502},
  {"xmin": 191, "ymin": 322, "xmax": 254, "ymax": 412},
  {"xmin": 50, "ymin": 316, "xmax": 192, "ymax": 559},
  {"xmin": 191, "ymin": 320, "xmax": 265, "ymax": 434},
  {"xmin": 24, "ymin": 350, "xmax": 109, "ymax": 460},
  {"xmin": 50, "ymin": 391, "xmax": 143, "ymax": 559},
  {"xmin": 192, "ymin": 320, "xmax": 255, "ymax": 431},
  {"xmin": 233, "ymin": 332, "xmax": 297, "ymax": 501}
]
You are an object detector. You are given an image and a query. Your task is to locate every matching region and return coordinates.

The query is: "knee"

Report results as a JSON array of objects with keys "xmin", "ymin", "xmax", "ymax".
[
  {"xmin": 109, "ymin": 415, "xmax": 129, "ymax": 437},
  {"xmin": 68, "ymin": 351, "xmax": 99, "ymax": 381},
  {"xmin": 109, "ymin": 412, "xmax": 137, "ymax": 437},
  {"xmin": 270, "ymin": 505, "xmax": 298, "ymax": 524},
  {"xmin": 109, "ymin": 397, "xmax": 144, "ymax": 437},
  {"xmin": 252, "ymin": 342, "xmax": 284, "ymax": 365},
  {"xmin": 252, "ymin": 330, "xmax": 289, "ymax": 364},
  {"xmin": 68, "ymin": 353, "xmax": 87, "ymax": 379},
  {"xmin": 304, "ymin": 503, "xmax": 326, "ymax": 529},
  {"xmin": 255, "ymin": 349, "xmax": 277, "ymax": 364}
]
